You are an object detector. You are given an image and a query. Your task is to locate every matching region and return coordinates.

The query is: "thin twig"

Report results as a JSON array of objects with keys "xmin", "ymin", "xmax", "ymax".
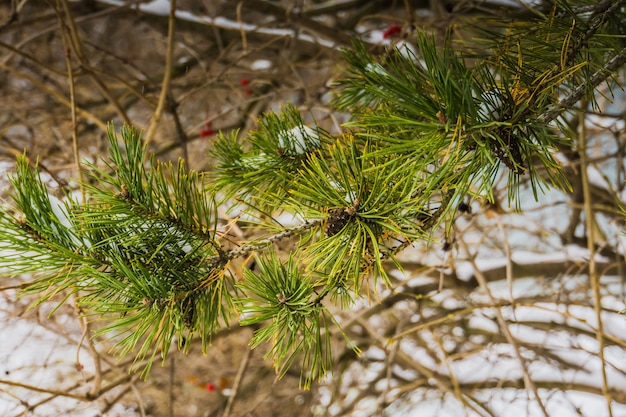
[
  {"xmin": 0, "ymin": 379, "xmax": 86, "ymax": 400},
  {"xmin": 0, "ymin": 38, "xmax": 68, "ymax": 76},
  {"xmin": 58, "ymin": 0, "xmax": 100, "ymax": 396},
  {"xmin": 17, "ymin": 356, "xmax": 141, "ymax": 412},
  {"xmin": 76, "ymin": 306, "xmax": 103, "ymax": 399},
  {"xmin": 221, "ymin": 347, "xmax": 252, "ymax": 417},
  {"xmin": 57, "ymin": 0, "xmax": 131, "ymax": 126},
  {"xmin": 0, "ymin": 2, "xmax": 136, "ymax": 67},
  {"xmin": 430, "ymin": 329, "xmax": 468, "ymax": 412},
  {"xmin": 578, "ymin": 107, "xmax": 614, "ymax": 417},
  {"xmin": 144, "ymin": 0, "xmax": 177, "ymax": 149},
  {"xmin": 495, "ymin": 216, "xmax": 514, "ymax": 303},
  {"xmin": 559, "ymin": 0, "xmax": 626, "ymax": 71},
  {"xmin": 244, "ymin": 0, "xmax": 353, "ymax": 47},
  {"xmin": 167, "ymin": 93, "xmax": 189, "ymax": 162},
  {"xmin": 0, "ymin": 63, "xmax": 107, "ymax": 131},
  {"xmin": 225, "ymin": 219, "xmax": 322, "ymax": 260},
  {"xmin": 459, "ymin": 239, "xmax": 550, "ymax": 417},
  {"xmin": 56, "ymin": 0, "xmax": 85, "ymax": 201},
  {"xmin": 378, "ymin": 335, "xmax": 399, "ymax": 412},
  {"xmin": 130, "ymin": 381, "xmax": 148, "ymax": 417},
  {"xmin": 236, "ymin": 1, "xmax": 247, "ymax": 54},
  {"xmin": 168, "ymin": 356, "xmax": 175, "ymax": 417},
  {"xmin": 355, "ymin": 315, "xmax": 488, "ymax": 417},
  {"xmin": 99, "ymin": 373, "xmax": 142, "ymax": 415},
  {"xmin": 0, "ymin": 0, "xmax": 18, "ymax": 31},
  {"xmin": 391, "ymin": 303, "xmax": 501, "ymax": 341}
]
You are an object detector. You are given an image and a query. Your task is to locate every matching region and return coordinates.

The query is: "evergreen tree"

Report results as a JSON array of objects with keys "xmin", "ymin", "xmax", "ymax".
[{"xmin": 1, "ymin": 0, "xmax": 624, "ymax": 393}]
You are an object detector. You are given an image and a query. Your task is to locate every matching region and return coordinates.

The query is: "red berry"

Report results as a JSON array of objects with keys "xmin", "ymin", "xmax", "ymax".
[
  {"xmin": 240, "ymin": 78, "xmax": 249, "ymax": 87},
  {"xmin": 383, "ymin": 23, "xmax": 402, "ymax": 39},
  {"xmin": 199, "ymin": 128, "xmax": 214, "ymax": 137},
  {"xmin": 205, "ymin": 382, "xmax": 215, "ymax": 392},
  {"xmin": 245, "ymin": 88, "xmax": 252, "ymax": 96}
]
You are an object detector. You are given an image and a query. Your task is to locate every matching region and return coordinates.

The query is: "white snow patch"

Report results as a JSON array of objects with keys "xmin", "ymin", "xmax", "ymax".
[
  {"xmin": 97, "ymin": 0, "xmax": 339, "ymax": 49},
  {"xmin": 455, "ymin": 257, "xmax": 508, "ymax": 281},
  {"xmin": 251, "ymin": 59, "xmax": 272, "ymax": 71},
  {"xmin": 277, "ymin": 125, "xmax": 321, "ymax": 155},
  {"xmin": 477, "ymin": 89, "xmax": 505, "ymax": 122},
  {"xmin": 586, "ymin": 165, "xmax": 610, "ymax": 191},
  {"xmin": 273, "ymin": 212, "xmax": 306, "ymax": 228},
  {"xmin": 240, "ymin": 153, "xmax": 268, "ymax": 170},
  {"xmin": 393, "ymin": 40, "xmax": 418, "ymax": 61},
  {"xmin": 406, "ymin": 276, "xmax": 437, "ymax": 288},
  {"xmin": 364, "ymin": 62, "xmax": 387, "ymax": 76},
  {"xmin": 586, "ymin": 113, "xmax": 626, "ymax": 130}
]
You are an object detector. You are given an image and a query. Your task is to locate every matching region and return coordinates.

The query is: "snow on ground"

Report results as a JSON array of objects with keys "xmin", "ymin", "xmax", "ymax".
[{"xmin": 0, "ymin": 289, "xmax": 141, "ymax": 416}]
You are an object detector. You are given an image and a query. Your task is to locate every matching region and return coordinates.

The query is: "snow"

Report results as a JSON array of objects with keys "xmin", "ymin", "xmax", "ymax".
[
  {"xmin": 97, "ymin": 0, "xmax": 339, "ymax": 49},
  {"xmin": 364, "ymin": 62, "xmax": 387, "ymax": 76},
  {"xmin": 406, "ymin": 276, "xmax": 437, "ymax": 288},
  {"xmin": 0, "ymin": 300, "xmax": 138, "ymax": 417},
  {"xmin": 477, "ymin": 89, "xmax": 505, "ymax": 122},
  {"xmin": 455, "ymin": 257, "xmax": 508, "ymax": 281},
  {"xmin": 393, "ymin": 40, "xmax": 419, "ymax": 62},
  {"xmin": 239, "ymin": 153, "xmax": 268, "ymax": 170},
  {"xmin": 273, "ymin": 212, "xmax": 306, "ymax": 228},
  {"xmin": 587, "ymin": 113, "xmax": 626, "ymax": 131},
  {"xmin": 586, "ymin": 164, "xmax": 611, "ymax": 191},
  {"xmin": 47, "ymin": 194, "xmax": 88, "ymax": 248},
  {"xmin": 277, "ymin": 125, "xmax": 321, "ymax": 155},
  {"xmin": 455, "ymin": 246, "xmax": 612, "ymax": 282},
  {"xmin": 251, "ymin": 59, "xmax": 272, "ymax": 71}
]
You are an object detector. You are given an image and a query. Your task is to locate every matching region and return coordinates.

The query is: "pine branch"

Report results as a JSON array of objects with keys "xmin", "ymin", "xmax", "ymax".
[
  {"xmin": 559, "ymin": 0, "xmax": 626, "ymax": 68},
  {"xmin": 563, "ymin": 1, "xmax": 622, "ymax": 16},
  {"xmin": 543, "ymin": 46, "xmax": 626, "ymax": 123},
  {"xmin": 211, "ymin": 104, "xmax": 327, "ymax": 213},
  {"xmin": 333, "ymin": 34, "xmax": 569, "ymax": 204},
  {"xmin": 0, "ymin": 124, "xmax": 234, "ymax": 377},
  {"xmin": 236, "ymin": 250, "xmax": 356, "ymax": 389},
  {"xmin": 224, "ymin": 219, "xmax": 322, "ymax": 261}
]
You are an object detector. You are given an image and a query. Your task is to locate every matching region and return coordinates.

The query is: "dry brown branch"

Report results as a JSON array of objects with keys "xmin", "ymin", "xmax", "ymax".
[
  {"xmin": 578, "ymin": 104, "xmax": 613, "ymax": 417},
  {"xmin": 143, "ymin": 0, "xmax": 177, "ymax": 149}
]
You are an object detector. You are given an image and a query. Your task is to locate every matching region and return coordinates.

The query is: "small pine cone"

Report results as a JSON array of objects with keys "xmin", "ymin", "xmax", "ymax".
[
  {"xmin": 493, "ymin": 128, "xmax": 526, "ymax": 175},
  {"xmin": 325, "ymin": 208, "xmax": 351, "ymax": 237}
]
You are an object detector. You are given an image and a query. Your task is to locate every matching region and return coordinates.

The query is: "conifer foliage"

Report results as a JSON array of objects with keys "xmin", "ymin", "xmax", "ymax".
[{"xmin": 1, "ymin": 0, "xmax": 625, "ymax": 390}]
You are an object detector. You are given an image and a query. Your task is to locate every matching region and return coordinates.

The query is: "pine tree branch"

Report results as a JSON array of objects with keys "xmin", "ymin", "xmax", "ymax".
[
  {"xmin": 224, "ymin": 219, "xmax": 322, "ymax": 261},
  {"xmin": 561, "ymin": 0, "xmax": 626, "ymax": 68},
  {"xmin": 543, "ymin": 46, "xmax": 626, "ymax": 123},
  {"xmin": 564, "ymin": 1, "xmax": 623, "ymax": 16},
  {"xmin": 310, "ymin": 190, "xmax": 452, "ymax": 306}
]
